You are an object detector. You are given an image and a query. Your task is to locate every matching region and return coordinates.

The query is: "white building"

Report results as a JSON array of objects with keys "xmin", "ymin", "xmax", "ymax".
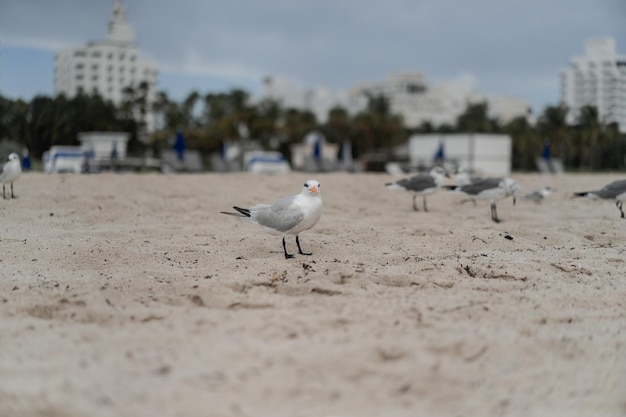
[
  {"xmin": 54, "ymin": 0, "xmax": 158, "ymax": 132},
  {"xmin": 408, "ymin": 133, "xmax": 512, "ymax": 176},
  {"xmin": 355, "ymin": 72, "xmax": 531, "ymax": 128},
  {"xmin": 262, "ymin": 76, "xmax": 368, "ymax": 123},
  {"xmin": 560, "ymin": 37, "xmax": 626, "ymax": 132},
  {"xmin": 262, "ymin": 71, "xmax": 530, "ymax": 128}
]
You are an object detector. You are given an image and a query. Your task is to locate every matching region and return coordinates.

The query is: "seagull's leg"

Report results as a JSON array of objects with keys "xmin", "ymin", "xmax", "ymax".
[
  {"xmin": 412, "ymin": 195, "xmax": 419, "ymax": 211},
  {"xmin": 617, "ymin": 201, "xmax": 624, "ymax": 219},
  {"xmin": 2, "ymin": 184, "xmax": 5, "ymax": 199},
  {"xmin": 491, "ymin": 203, "xmax": 501, "ymax": 223},
  {"xmin": 11, "ymin": 182, "xmax": 14, "ymax": 199},
  {"xmin": 423, "ymin": 197, "xmax": 428, "ymax": 212},
  {"xmin": 282, "ymin": 237, "xmax": 294, "ymax": 259},
  {"xmin": 296, "ymin": 235, "xmax": 312, "ymax": 256}
]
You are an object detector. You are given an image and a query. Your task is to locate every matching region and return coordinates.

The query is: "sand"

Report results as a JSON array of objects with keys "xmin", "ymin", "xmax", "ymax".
[{"xmin": 0, "ymin": 171, "xmax": 625, "ymax": 417}]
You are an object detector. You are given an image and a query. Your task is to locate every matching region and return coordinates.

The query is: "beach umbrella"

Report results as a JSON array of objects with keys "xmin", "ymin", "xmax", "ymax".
[{"xmin": 174, "ymin": 131, "xmax": 186, "ymax": 162}]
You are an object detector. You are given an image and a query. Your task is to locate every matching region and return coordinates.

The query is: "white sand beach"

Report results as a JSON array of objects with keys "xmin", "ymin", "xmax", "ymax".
[{"xmin": 0, "ymin": 172, "xmax": 625, "ymax": 417}]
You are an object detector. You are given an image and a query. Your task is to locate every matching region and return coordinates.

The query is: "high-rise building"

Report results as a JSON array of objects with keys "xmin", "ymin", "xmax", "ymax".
[
  {"xmin": 561, "ymin": 37, "xmax": 626, "ymax": 132},
  {"xmin": 54, "ymin": 0, "xmax": 158, "ymax": 133}
]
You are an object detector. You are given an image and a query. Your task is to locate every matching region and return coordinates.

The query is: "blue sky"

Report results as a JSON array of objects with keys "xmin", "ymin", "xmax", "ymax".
[{"xmin": 1, "ymin": 0, "xmax": 625, "ymax": 114}]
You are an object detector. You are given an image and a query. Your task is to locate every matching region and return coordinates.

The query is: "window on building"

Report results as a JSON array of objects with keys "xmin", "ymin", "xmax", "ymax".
[
  {"xmin": 92, "ymin": 64, "xmax": 99, "ymax": 71},
  {"xmin": 76, "ymin": 63, "xmax": 84, "ymax": 70},
  {"xmin": 119, "ymin": 53, "xmax": 125, "ymax": 60},
  {"xmin": 108, "ymin": 53, "xmax": 113, "ymax": 59},
  {"xmin": 76, "ymin": 74, "xmax": 84, "ymax": 81},
  {"xmin": 92, "ymin": 51, "xmax": 101, "ymax": 58},
  {"xmin": 74, "ymin": 51, "xmax": 86, "ymax": 57}
]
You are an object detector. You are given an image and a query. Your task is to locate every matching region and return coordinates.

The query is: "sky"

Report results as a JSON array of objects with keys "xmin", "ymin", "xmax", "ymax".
[{"xmin": 1, "ymin": 0, "xmax": 625, "ymax": 114}]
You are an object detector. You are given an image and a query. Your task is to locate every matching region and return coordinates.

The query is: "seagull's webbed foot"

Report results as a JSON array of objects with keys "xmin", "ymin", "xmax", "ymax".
[{"xmin": 296, "ymin": 235, "xmax": 312, "ymax": 256}]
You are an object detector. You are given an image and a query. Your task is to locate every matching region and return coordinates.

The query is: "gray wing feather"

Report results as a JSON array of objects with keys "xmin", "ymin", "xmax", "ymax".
[
  {"xmin": 459, "ymin": 178, "xmax": 503, "ymax": 195},
  {"xmin": 252, "ymin": 196, "xmax": 304, "ymax": 232},
  {"xmin": 597, "ymin": 179, "xmax": 626, "ymax": 198},
  {"xmin": 395, "ymin": 175, "xmax": 436, "ymax": 191}
]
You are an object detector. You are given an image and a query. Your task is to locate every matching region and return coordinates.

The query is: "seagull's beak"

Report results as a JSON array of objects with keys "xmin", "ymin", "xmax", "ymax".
[{"xmin": 309, "ymin": 185, "xmax": 318, "ymax": 194}]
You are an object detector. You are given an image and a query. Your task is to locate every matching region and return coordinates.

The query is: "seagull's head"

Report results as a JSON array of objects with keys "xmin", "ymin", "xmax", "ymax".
[
  {"xmin": 504, "ymin": 178, "xmax": 521, "ymax": 205},
  {"xmin": 430, "ymin": 166, "xmax": 450, "ymax": 179},
  {"xmin": 302, "ymin": 179, "xmax": 321, "ymax": 196},
  {"xmin": 8, "ymin": 153, "xmax": 20, "ymax": 161}
]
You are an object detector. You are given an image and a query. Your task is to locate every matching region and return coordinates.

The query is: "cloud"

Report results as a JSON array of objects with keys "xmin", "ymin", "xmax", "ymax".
[{"xmin": 1, "ymin": 35, "xmax": 73, "ymax": 52}]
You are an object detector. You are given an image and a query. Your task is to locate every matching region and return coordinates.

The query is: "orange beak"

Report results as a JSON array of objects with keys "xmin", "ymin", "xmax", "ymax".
[{"xmin": 309, "ymin": 185, "xmax": 318, "ymax": 193}]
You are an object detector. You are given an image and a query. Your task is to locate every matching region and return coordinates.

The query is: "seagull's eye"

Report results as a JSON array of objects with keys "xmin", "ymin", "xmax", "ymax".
[{"xmin": 304, "ymin": 183, "xmax": 308, "ymax": 187}]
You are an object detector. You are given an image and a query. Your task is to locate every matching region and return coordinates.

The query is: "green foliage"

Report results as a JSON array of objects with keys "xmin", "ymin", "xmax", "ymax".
[{"xmin": 1, "ymin": 89, "xmax": 624, "ymax": 171}]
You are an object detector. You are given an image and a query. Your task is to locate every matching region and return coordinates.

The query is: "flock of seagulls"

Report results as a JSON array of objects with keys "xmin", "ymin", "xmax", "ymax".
[
  {"xmin": 2, "ymin": 149, "xmax": 625, "ymax": 259},
  {"xmin": 219, "ymin": 168, "xmax": 626, "ymax": 258},
  {"xmin": 386, "ymin": 168, "xmax": 521, "ymax": 223}
]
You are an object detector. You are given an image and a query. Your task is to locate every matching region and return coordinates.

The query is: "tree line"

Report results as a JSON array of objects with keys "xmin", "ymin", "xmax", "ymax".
[{"xmin": 0, "ymin": 86, "xmax": 624, "ymax": 171}]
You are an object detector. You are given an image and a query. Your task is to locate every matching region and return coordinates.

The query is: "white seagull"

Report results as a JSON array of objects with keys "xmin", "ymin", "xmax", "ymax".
[
  {"xmin": 0, "ymin": 153, "xmax": 22, "ymax": 199},
  {"xmin": 221, "ymin": 179, "xmax": 323, "ymax": 259},
  {"xmin": 574, "ymin": 179, "xmax": 626, "ymax": 219},
  {"xmin": 523, "ymin": 187, "xmax": 553, "ymax": 203},
  {"xmin": 445, "ymin": 177, "xmax": 520, "ymax": 223},
  {"xmin": 385, "ymin": 166, "xmax": 449, "ymax": 212}
]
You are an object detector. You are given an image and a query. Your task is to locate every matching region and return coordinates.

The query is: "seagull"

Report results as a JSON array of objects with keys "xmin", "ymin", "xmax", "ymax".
[
  {"xmin": 385, "ymin": 166, "xmax": 449, "ymax": 212},
  {"xmin": 444, "ymin": 177, "xmax": 520, "ymax": 223},
  {"xmin": 221, "ymin": 179, "xmax": 323, "ymax": 259},
  {"xmin": 0, "ymin": 153, "xmax": 22, "ymax": 199},
  {"xmin": 453, "ymin": 167, "xmax": 482, "ymax": 206},
  {"xmin": 523, "ymin": 187, "xmax": 553, "ymax": 203},
  {"xmin": 573, "ymin": 179, "xmax": 626, "ymax": 218}
]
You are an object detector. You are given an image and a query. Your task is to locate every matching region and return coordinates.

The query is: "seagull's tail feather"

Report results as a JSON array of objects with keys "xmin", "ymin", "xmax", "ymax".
[
  {"xmin": 441, "ymin": 185, "xmax": 458, "ymax": 191},
  {"xmin": 573, "ymin": 191, "xmax": 590, "ymax": 197},
  {"xmin": 233, "ymin": 206, "xmax": 252, "ymax": 217},
  {"xmin": 220, "ymin": 206, "xmax": 251, "ymax": 218}
]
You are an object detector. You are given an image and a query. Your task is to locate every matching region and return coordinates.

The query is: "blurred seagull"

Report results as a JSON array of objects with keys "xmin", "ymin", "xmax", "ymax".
[
  {"xmin": 453, "ymin": 167, "xmax": 482, "ymax": 206},
  {"xmin": 0, "ymin": 153, "xmax": 22, "ymax": 199},
  {"xmin": 444, "ymin": 177, "xmax": 520, "ymax": 223},
  {"xmin": 385, "ymin": 166, "xmax": 449, "ymax": 212},
  {"xmin": 573, "ymin": 179, "xmax": 626, "ymax": 218},
  {"xmin": 523, "ymin": 187, "xmax": 553, "ymax": 203},
  {"xmin": 221, "ymin": 179, "xmax": 323, "ymax": 259}
]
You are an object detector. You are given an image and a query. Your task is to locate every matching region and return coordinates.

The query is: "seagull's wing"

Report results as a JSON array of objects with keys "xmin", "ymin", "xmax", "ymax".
[
  {"xmin": 252, "ymin": 196, "xmax": 304, "ymax": 233},
  {"xmin": 395, "ymin": 175, "xmax": 436, "ymax": 192},
  {"xmin": 598, "ymin": 179, "xmax": 626, "ymax": 198},
  {"xmin": 459, "ymin": 178, "xmax": 503, "ymax": 196},
  {"xmin": 0, "ymin": 161, "xmax": 8, "ymax": 178}
]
